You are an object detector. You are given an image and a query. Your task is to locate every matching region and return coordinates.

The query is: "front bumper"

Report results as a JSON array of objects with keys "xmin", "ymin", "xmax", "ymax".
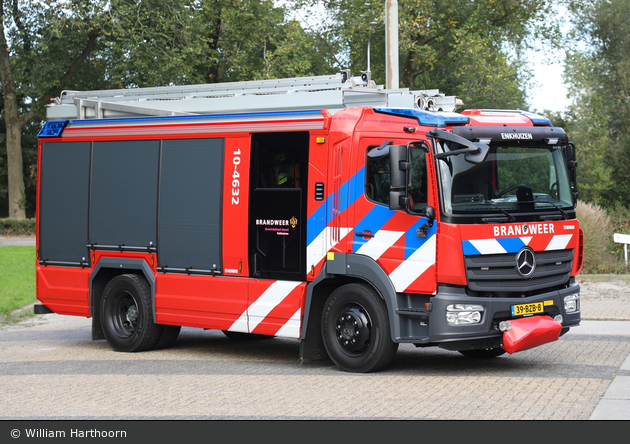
[{"xmin": 427, "ymin": 280, "xmax": 580, "ymax": 351}]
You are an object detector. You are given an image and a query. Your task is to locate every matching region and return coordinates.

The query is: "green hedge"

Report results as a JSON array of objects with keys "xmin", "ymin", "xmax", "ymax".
[{"xmin": 0, "ymin": 218, "xmax": 36, "ymax": 236}]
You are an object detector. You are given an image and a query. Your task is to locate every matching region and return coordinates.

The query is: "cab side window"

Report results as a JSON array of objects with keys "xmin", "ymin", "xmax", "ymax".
[
  {"xmin": 366, "ymin": 145, "xmax": 428, "ymax": 210},
  {"xmin": 366, "ymin": 153, "xmax": 390, "ymax": 204}
]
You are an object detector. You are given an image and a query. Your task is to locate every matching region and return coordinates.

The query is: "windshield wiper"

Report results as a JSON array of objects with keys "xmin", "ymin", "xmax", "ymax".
[
  {"xmin": 534, "ymin": 199, "xmax": 569, "ymax": 220},
  {"xmin": 460, "ymin": 200, "xmax": 517, "ymax": 223}
]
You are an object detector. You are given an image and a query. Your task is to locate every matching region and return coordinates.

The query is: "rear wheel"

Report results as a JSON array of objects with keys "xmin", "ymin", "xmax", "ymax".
[
  {"xmin": 322, "ymin": 283, "xmax": 398, "ymax": 373},
  {"xmin": 100, "ymin": 274, "xmax": 162, "ymax": 352}
]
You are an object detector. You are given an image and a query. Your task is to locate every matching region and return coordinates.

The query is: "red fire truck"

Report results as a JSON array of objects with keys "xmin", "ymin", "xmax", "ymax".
[{"xmin": 35, "ymin": 72, "xmax": 583, "ymax": 372}]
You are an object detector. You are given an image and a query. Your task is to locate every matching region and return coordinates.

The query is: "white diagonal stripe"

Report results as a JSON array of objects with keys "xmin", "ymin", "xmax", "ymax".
[
  {"xmin": 468, "ymin": 238, "xmax": 507, "ymax": 255},
  {"xmin": 247, "ymin": 280, "xmax": 302, "ymax": 331},
  {"xmin": 274, "ymin": 308, "xmax": 302, "ymax": 338},
  {"xmin": 546, "ymin": 234, "xmax": 573, "ymax": 251},
  {"xmin": 306, "ymin": 226, "xmax": 352, "ymax": 273},
  {"xmin": 355, "ymin": 230, "xmax": 405, "ymax": 260},
  {"xmin": 389, "ymin": 234, "xmax": 436, "ymax": 292}
]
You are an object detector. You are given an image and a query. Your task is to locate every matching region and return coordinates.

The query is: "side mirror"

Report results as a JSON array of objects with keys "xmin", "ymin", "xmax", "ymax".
[
  {"xmin": 389, "ymin": 190, "xmax": 408, "ymax": 211},
  {"xmin": 464, "ymin": 143, "xmax": 490, "ymax": 164},
  {"xmin": 389, "ymin": 144, "xmax": 409, "ymax": 189}
]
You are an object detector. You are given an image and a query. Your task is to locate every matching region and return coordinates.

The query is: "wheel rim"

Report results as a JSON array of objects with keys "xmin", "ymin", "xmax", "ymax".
[
  {"xmin": 335, "ymin": 303, "xmax": 371, "ymax": 355},
  {"xmin": 110, "ymin": 290, "xmax": 139, "ymax": 339}
]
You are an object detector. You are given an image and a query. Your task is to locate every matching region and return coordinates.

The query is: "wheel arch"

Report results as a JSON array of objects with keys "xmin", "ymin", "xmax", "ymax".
[
  {"xmin": 300, "ymin": 253, "xmax": 399, "ymax": 361},
  {"xmin": 89, "ymin": 258, "xmax": 156, "ymax": 341}
]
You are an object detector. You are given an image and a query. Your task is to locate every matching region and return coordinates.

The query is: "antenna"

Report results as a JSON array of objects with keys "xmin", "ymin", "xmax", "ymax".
[{"xmin": 367, "ymin": 21, "xmax": 377, "ymax": 75}]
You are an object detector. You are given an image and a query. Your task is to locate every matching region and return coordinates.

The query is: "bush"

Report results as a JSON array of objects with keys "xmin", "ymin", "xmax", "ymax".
[
  {"xmin": 0, "ymin": 218, "xmax": 36, "ymax": 236},
  {"xmin": 576, "ymin": 201, "xmax": 627, "ymax": 273}
]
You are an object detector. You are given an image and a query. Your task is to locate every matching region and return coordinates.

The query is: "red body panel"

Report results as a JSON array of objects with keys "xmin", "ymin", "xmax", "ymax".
[
  {"xmin": 36, "ymin": 266, "xmax": 91, "ymax": 317},
  {"xmin": 221, "ymin": 135, "xmax": 251, "ymax": 277}
]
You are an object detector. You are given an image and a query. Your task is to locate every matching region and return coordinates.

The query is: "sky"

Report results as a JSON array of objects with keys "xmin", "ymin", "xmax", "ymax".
[
  {"xmin": 528, "ymin": 59, "xmax": 569, "ymax": 114},
  {"xmin": 526, "ymin": 38, "xmax": 571, "ymax": 114},
  {"xmin": 284, "ymin": 3, "xmax": 572, "ymax": 115}
]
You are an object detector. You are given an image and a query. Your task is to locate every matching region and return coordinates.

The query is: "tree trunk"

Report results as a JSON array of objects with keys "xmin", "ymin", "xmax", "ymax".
[
  {"xmin": 0, "ymin": 47, "xmax": 26, "ymax": 218},
  {"xmin": 5, "ymin": 116, "xmax": 26, "ymax": 219},
  {"xmin": 0, "ymin": 3, "xmax": 24, "ymax": 219}
]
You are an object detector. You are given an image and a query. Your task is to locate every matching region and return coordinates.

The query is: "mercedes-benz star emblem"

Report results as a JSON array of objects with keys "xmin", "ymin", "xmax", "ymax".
[{"xmin": 516, "ymin": 247, "xmax": 536, "ymax": 278}]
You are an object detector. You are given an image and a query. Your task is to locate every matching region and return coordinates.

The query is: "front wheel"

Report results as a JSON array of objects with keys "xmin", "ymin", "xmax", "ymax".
[
  {"xmin": 322, "ymin": 283, "xmax": 398, "ymax": 373},
  {"xmin": 100, "ymin": 274, "xmax": 162, "ymax": 352}
]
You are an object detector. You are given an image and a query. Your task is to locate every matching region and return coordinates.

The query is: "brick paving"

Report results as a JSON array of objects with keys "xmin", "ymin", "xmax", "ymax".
[
  {"xmin": 577, "ymin": 275, "xmax": 630, "ymax": 320},
  {"xmin": 0, "ymin": 272, "xmax": 628, "ymax": 420}
]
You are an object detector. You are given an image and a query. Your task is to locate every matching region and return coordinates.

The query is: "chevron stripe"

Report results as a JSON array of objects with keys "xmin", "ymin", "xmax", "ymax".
[{"xmin": 463, "ymin": 234, "xmax": 573, "ymax": 255}]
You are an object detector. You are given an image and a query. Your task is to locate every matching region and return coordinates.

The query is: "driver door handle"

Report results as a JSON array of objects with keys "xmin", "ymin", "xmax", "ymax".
[{"xmin": 356, "ymin": 231, "xmax": 375, "ymax": 239}]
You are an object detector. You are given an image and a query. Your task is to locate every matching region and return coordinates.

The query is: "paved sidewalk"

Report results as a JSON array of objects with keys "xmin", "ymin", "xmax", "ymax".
[
  {"xmin": 0, "ymin": 236, "xmax": 35, "ymax": 247},
  {"xmin": 576, "ymin": 275, "xmax": 630, "ymax": 420}
]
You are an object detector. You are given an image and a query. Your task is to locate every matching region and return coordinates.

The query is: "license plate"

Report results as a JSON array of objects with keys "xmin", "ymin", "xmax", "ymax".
[{"xmin": 511, "ymin": 301, "xmax": 550, "ymax": 316}]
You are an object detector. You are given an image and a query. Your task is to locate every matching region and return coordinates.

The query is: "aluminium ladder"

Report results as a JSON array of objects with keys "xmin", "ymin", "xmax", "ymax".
[{"xmin": 46, "ymin": 71, "xmax": 460, "ymax": 120}]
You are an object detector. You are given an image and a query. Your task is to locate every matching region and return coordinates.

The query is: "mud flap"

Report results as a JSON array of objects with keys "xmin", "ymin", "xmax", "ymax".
[{"xmin": 501, "ymin": 315, "xmax": 562, "ymax": 354}]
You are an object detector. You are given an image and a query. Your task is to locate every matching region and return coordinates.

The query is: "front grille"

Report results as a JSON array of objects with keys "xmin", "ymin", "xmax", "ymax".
[{"xmin": 465, "ymin": 249, "xmax": 573, "ymax": 295}]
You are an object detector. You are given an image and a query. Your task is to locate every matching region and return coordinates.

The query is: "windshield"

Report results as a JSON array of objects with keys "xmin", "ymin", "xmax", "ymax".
[{"xmin": 435, "ymin": 142, "xmax": 574, "ymax": 220}]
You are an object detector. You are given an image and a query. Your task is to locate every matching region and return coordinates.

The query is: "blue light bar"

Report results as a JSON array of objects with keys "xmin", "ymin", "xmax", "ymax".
[
  {"xmin": 38, "ymin": 120, "xmax": 68, "ymax": 138},
  {"xmin": 374, "ymin": 108, "xmax": 470, "ymax": 127},
  {"xmin": 520, "ymin": 111, "xmax": 554, "ymax": 127},
  {"xmin": 477, "ymin": 109, "xmax": 554, "ymax": 127}
]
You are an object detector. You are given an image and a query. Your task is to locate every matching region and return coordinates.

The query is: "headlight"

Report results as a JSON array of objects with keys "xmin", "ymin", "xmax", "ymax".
[
  {"xmin": 446, "ymin": 304, "xmax": 485, "ymax": 325},
  {"xmin": 564, "ymin": 294, "xmax": 580, "ymax": 313}
]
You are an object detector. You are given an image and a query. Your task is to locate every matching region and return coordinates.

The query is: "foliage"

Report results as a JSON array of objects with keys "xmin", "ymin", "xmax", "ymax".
[
  {"xmin": 563, "ymin": 0, "xmax": 630, "ymax": 209},
  {"xmin": 1, "ymin": 1, "xmax": 338, "ymax": 217},
  {"xmin": 0, "ymin": 217, "xmax": 35, "ymax": 236},
  {"xmin": 102, "ymin": 0, "xmax": 337, "ymax": 87},
  {"xmin": 304, "ymin": 0, "xmax": 560, "ymax": 110},
  {"xmin": 1, "ymin": 0, "xmax": 117, "ymax": 219},
  {"xmin": 576, "ymin": 200, "xmax": 628, "ymax": 274},
  {"xmin": 0, "ymin": 246, "xmax": 36, "ymax": 322}
]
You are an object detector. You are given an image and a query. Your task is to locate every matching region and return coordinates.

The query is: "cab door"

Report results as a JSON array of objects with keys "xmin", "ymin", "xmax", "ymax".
[{"xmin": 353, "ymin": 139, "xmax": 437, "ymax": 295}]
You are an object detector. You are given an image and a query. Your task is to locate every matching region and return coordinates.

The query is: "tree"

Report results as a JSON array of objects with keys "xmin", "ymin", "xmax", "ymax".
[
  {"xmin": 105, "ymin": 0, "xmax": 337, "ymax": 87},
  {"xmin": 1, "ymin": 1, "xmax": 333, "ymax": 217},
  {"xmin": 564, "ymin": 0, "xmax": 630, "ymax": 208},
  {"xmin": 0, "ymin": 0, "xmax": 111, "ymax": 219},
  {"xmin": 303, "ymin": 0, "xmax": 560, "ymax": 110}
]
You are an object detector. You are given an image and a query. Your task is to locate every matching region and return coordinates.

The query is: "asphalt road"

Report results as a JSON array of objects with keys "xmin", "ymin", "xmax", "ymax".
[{"xmin": 1, "ymin": 238, "xmax": 629, "ymax": 421}]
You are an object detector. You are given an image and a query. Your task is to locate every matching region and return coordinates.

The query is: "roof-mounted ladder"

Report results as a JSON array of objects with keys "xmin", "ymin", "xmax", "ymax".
[{"xmin": 46, "ymin": 71, "xmax": 460, "ymax": 121}]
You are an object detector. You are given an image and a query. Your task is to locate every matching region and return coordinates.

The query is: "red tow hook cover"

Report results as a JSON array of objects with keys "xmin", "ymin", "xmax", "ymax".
[{"xmin": 501, "ymin": 315, "xmax": 562, "ymax": 354}]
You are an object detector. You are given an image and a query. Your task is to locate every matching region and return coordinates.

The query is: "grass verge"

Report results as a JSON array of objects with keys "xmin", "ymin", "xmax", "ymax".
[{"xmin": 0, "ymin": 246, "xmax": 36, "ymax": 325}]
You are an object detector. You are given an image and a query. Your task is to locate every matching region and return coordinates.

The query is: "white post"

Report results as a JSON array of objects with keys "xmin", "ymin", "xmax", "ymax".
[
  {"xmin": 613, "ymin": 233, "xmax": 630, "ymax": 266},
  {"xmin": 368, "ymin": 22, "xmax": 377, "ymax": 74},
  {"xmin": 385, "ymin": 0, "xmax": 399, "ymax": 89}
]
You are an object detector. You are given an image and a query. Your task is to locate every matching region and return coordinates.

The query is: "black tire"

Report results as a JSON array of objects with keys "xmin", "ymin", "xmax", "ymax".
[
  {"xmin": 459, "ymin": 348, "xmax": 506, "ymax": 358},
  {"xmin": 100, "ymin": 274, "xmax": 162, "ymax": 352},
  {"xmin": 322, "ymin": 283, "xmax": 398, "ymax": 373},
  {"xmin": 152, "ymin": 325, "xmax": 181, "ymax": 350}
]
